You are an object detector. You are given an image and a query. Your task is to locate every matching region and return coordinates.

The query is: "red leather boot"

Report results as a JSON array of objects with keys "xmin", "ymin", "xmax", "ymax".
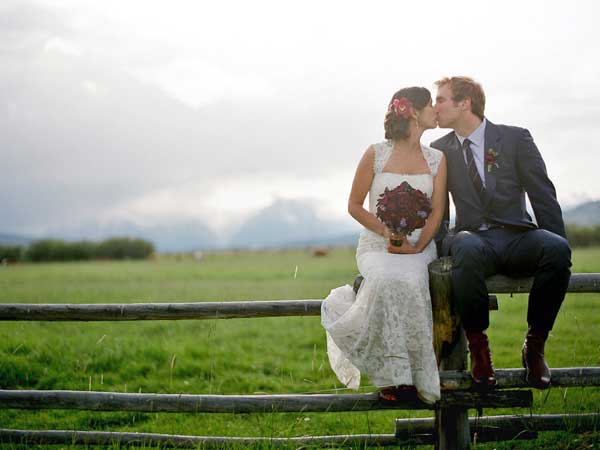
[
  {"xmin": 466, "ymin": 331, "xmax": 497, "ymax": 390},
  {"xmin": 522, "ymin": 326, "xmax": 551, "ymax": 389}
]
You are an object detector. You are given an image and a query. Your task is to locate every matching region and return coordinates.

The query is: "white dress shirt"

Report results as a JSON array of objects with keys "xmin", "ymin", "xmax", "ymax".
[
  {"xmin": 455, "ymin": 118, "xmax": 491, "ymax": 230},
  {"xmin": 455, "ymin": 118, "xmax": 487, "ymax": 188}
]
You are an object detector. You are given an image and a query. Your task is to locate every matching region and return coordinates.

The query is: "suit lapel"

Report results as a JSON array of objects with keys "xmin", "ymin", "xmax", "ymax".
[
  {"xmin": 448, "ymin": 134, "xmax": 467, "ymax": 177},
  {"xmin": 447, "ymin": 134, "xmax": 483, "ymax": 206},
  {"xmin": 483, "ymin": 120, "xmax": 502, "ymax": 208}
]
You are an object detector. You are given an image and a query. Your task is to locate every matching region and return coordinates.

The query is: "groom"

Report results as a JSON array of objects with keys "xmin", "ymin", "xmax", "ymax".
[{"xmin": 431, "ymin": 76, "xmax": 572, "ymax": 390}]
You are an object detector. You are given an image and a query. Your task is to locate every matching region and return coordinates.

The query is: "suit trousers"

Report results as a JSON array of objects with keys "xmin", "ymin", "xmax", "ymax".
[{"xmin": 445, "ymin": 227, "xmax": 572, "ymax": 332}]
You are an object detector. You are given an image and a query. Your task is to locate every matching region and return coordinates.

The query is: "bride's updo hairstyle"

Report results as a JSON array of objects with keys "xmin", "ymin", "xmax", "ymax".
[{"xmin": 384, "ymin": 87, "xmax": 431, "ymax": 140}]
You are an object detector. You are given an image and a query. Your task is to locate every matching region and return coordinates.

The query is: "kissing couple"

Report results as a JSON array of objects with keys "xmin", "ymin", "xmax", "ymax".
[{"xmin": 321, "ymin": 76, "xmax": 571, "ymax": 403}]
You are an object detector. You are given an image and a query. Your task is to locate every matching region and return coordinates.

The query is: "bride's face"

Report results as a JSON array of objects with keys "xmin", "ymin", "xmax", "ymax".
[{"xmin": 417, "ymin": 100, "xmax": 438, "ymax": 130}]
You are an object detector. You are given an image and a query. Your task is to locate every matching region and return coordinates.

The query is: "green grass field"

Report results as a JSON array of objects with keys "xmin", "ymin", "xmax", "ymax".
[{"xmin": 0, "ymin": 247, "xmax": 599, "ymax": 449}]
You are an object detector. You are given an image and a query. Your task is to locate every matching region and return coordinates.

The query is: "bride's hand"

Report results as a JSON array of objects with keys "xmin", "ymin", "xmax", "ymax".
[
  {"xmin": 381, "ymin": 227, "xmax": 393, "ymax": 240},
  {"xmin": 387, "ymin": 234, "xmax": 418, "ymax": 254}
]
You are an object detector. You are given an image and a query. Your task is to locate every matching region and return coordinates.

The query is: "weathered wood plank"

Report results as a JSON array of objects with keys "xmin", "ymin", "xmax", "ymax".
[
  {"xmin": 11, "ymin": 414, "xmax": 597, "ymax": 450},
  {"xmin": 0, "ymin": 389, "xmax": 531, "ymax": 413},
  {"xmin": 0, "ymin": 429, "xmax": 405, "ymax": 448},
  {"xmin": 0, "ymin": 300, "xmax": 323, "ymax": 321},
  {"xmin": 0, "ymin": 429, "xmax": 406, "ymax": 449},
  {"xmin": 430, "ymin": 257, "xmax": 471, "ymax": 450},
  {"xmin": 486, "ymin": 272, "xmax": 600, "ymax": 293},
  {"xmin": 0, "ymin": 426, "xmax": 542, "ymax": 448},
  {"xmin": 396, "ymin": 413, "xmax": 600, "ymax": 437},
  {"xmin": 440, "ymin": 367, "xmax": 600, "ymax": 390},
  {"xmin": 0, "ymin": 299, "xmax": 502, "ymax": 322},
  {"xmin": 1, "ymin": 272, "xmax": 597, "ymax": 322},
  {"xmin": 429, "ymin": 257, "xmax": 461, "ymax": 364}
]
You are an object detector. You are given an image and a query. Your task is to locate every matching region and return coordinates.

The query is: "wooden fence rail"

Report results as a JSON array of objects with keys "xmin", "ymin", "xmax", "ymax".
[
  {"xmin": 395, "ymin": 413, "xmax": 600, "ymax": 443},
  {"xmin": 1, "ymin": 273, "xmax": 598, "ymax": 322},
  {"xmin": 0, "ymin": 389, "xmax": 533, "ymax": 413},
  {"xmin": 0, "ymin": 300, "xmax": 324, "ymax": 321},
  {"xmin": 439, "ymin": 367, "xmax": 600, "ymax": 389},
  {"xmin": 2, "ymin": 413, "xmax": 599, "ymax": 448},
  {"xmin": 0, "ymin": 429, "xmax": 402, "ymax": 449},
  {"xmin": 1, "ymin": 367, "xmax": 598, "ymax": 415}
]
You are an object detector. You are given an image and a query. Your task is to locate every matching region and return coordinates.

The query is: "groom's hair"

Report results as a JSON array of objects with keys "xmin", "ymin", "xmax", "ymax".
[{"xmin": 435, "ymin": 76, "xmax": 485, "ymax": 120}]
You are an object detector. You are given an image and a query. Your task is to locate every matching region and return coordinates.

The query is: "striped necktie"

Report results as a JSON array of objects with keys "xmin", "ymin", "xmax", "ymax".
[{"xmin": 463, "ymin": 138, "xmax": 485, "ymax": 197}]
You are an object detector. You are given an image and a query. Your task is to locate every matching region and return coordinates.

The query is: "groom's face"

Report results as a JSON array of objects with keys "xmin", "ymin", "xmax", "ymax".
[{"xmin": 434, "ymin": 85, "xmax": 462, "ymax": 129}]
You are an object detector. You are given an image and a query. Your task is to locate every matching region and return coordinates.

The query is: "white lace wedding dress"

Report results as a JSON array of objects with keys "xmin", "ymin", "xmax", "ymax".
[{"xmin": 321, "ymin": 141, "xmax": 442, "ymax": 404}]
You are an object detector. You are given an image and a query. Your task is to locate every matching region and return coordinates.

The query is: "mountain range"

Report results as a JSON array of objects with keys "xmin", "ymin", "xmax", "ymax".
[
  {"xmin": 2, "ymin": 199, "xmax": 599, "ymax": 252},
  {"xmin": 563, "ymin": 200, "xmax": 600, "ymax": 226},
  {"xmin": 228, "ymin": 198, "xmax": 356, "ymax": 249}
]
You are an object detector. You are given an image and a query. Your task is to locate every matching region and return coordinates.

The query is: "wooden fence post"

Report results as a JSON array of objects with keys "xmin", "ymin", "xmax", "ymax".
[{"xmin": 430, "ymin": 257, "xmax": 471, "ymax": 450}]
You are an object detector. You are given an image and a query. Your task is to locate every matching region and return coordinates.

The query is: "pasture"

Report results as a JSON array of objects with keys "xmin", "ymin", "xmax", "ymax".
[{"xmin": 0, "ymin": 247, "xmax": 599, "ymax": 449}]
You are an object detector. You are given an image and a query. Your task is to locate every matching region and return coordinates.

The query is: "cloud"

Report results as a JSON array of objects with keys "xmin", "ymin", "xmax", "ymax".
[
  {"xmin": 133, "ymin": 59, "xmax": 276, "ymax": 109},
  {"xmin": 0, "ymin": 37, "xmax": 370, "ymax": 233},
  {"xmin": 0, "ymin": 2, "xmax": 70, "ymax": 56},
  {"xmin": 2, "ymin": 0, "xmax": 600, "ymax": 237},
  {"xmin": 44, "ymin": 36, "xmax": 81, "ymax": 56}
]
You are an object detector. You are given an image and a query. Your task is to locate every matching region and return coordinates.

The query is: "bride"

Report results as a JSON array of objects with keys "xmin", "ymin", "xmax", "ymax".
[{"xmin": 321, "ymin": 87, "xmax": 447, "ymax": 404}]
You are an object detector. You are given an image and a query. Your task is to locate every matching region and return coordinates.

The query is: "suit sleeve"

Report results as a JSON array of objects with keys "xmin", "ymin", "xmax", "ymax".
[
  {"xmin": 431, "ymin": 141, "xmax": 451, "ymax": 254},
  {"xmin": 516, "ymin": 129, "xmax": 567, "ymax": 238}
]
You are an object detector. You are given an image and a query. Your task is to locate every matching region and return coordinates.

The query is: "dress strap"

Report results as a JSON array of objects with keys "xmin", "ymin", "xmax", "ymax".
[
  {"xmin": 373, "ymin": 141, "xmax": 393, "ymax": 174},
  {"xmin": 422, "ymin": 146, "xmax": 444, "ymax": 177}
]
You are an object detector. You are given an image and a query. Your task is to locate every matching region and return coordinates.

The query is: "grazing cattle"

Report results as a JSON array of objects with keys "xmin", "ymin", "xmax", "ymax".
[{"xmin": 311, "ymin": 248, "xmax": 329, "ymax": 257}]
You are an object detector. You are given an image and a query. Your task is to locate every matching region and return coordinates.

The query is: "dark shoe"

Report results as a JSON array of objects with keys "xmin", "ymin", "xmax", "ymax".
[
  {"xmin": 378, "ymin": 385, "xmax": 416, "ymax": 401},
  {"xmin": 522, "ymin": 326, "xmax": 551, "ymax": 389},
  {"xmin": 466, "ymin": 331, "xmax": 497, "ymax": 390}
]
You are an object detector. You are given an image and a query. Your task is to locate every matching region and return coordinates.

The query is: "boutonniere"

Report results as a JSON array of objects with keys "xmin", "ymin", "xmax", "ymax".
[{"xmin": 485, "ymin": 148, "xmax": 499, "ymax": 173}]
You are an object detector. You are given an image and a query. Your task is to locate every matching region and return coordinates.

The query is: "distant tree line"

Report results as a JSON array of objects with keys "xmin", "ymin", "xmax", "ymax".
[
  {"xmin": 0, "ymin": 237, "xmax": 154, "ymax": 263},
  {"xmin": 565, "ymin": 224, "xmax": 600, "ymax": 248},
  {"xmin": 1, "ymin": 226, "xmax": 598, "ymax": 263}
]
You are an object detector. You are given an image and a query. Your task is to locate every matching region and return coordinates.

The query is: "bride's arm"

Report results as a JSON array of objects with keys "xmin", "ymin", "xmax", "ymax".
[
  {"xmin": 348, "ymin": 145, "xmax": 391, "ymax": 238},
  {"xmin": 412, "ymin": 154, "xmax": 447, "ymax": 252},
  {"xmin": 388, "ymin": 155, "xmax": 447, "ymax": 254}
]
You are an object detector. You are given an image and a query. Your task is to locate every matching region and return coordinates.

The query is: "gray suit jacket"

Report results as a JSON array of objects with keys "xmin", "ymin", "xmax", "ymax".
[{"xmin": 431, "ymin": 120, "xmax": 566, "ymax": 246}]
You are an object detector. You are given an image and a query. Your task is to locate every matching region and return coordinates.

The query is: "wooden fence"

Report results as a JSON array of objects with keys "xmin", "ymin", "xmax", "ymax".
[{"xmin": 0, "ymin": 261, "xmax": 599, "ymax": 449}]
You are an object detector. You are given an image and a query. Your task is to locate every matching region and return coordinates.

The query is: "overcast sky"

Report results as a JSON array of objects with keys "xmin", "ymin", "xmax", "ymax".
[{"xmin": 2, "ymin": 0, "xmax": 599, "ymax": 236}]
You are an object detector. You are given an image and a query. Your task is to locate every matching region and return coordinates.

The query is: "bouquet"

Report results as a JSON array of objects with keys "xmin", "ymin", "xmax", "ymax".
[{"xmin": 375, "ymin": 181, "xmax": 432, "ymax": 246}]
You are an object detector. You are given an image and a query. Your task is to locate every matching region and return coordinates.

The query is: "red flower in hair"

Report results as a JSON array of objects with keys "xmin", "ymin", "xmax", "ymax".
[{"xmin": 392, "ymin": 97, "xmax": 413, "ymax": 119}]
